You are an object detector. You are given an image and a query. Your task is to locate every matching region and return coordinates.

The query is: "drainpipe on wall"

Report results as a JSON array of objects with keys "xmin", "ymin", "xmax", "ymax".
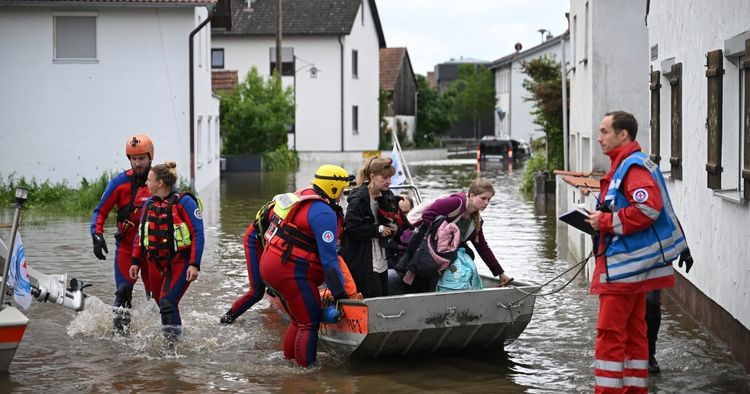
[
  {"xmin": 338, "ymin": 35, "xmax": 345, "ymax": 152},
  {"xmin": 189, "ymin": 9, "xmax": 213, "ymax": 191}
]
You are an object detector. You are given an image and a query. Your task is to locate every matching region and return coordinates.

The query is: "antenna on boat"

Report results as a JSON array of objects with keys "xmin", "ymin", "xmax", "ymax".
[{"xmin": 391, "ymin": 131, "xmax": 422, "ymax": 204}]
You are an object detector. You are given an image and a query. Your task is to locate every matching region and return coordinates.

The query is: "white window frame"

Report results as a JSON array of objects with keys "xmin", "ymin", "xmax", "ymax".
[
  {"xmin": 715, "ymin": 33, "xmax": 749, "ymax": 204},
  {"xmin": 53, "ymin": 12, "xmax": 98, "ymax": 63}
]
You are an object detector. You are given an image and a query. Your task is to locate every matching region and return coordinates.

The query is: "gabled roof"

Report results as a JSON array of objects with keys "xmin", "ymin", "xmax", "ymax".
[
  {"xmin": 380, "ymin": 47, "xmax": 405, "ymax": 90},
  {"xmin": 489, "ymin": 33, "xmax": 566, "ymax": 70},
  {"xmin": 0, "ymin": 0, "xmax": 215, "ymax": 5},
  {"xmin": 215, "ymin": 0, "xmax": 385, "ymax": 47}
]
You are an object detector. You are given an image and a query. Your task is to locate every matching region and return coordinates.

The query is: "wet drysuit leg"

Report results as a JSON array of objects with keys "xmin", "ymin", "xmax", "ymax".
[
  {"xmin": 155, "ymin": 255, "xmax": 192, "ymax": 342},
  {"xmin": 224, "ymin": 225, "xmax": 265, "ymax": 323},
  {"xmin": 260, "ymin": 252, "xmax": 322, "ymax": 367},
  {"xmin": 113, "ymin": 238, "xmax": 136, "ymax": 333}
]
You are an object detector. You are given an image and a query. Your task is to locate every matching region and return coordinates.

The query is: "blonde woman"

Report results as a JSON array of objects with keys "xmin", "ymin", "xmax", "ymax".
[{"xmin": 342, "ymin": 156, "xmax": 401, "ymax": 298}]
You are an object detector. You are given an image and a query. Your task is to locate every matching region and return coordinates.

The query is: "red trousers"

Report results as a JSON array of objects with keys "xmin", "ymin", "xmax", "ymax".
[
  {"xmin": 259, "ymin": 250, "xmax": 323, "ymax": 367},
  {"xmin": 595, "ymin": 293, "xmax": 649, "ymax": 394}
]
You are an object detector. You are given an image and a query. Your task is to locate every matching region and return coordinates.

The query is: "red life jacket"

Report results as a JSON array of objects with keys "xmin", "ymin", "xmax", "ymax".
[
  {"xmin": 264, "ymin": 188, "xmax": 342, "ymax": 264},
  {"xmin": 139, "ymin": 193, "xmax": 197, "ymax": 265}
]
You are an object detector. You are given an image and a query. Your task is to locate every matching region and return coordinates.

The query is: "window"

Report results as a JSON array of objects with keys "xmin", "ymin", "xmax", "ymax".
[
  {"xmin": 197, "ymin": 115, "xmax": 204, "ymax": 168},
  {"xmin": 352, "ymin": 106, "xmax": 359, "ymax": 134},
  {"xmin": 269, "ymin": 47, "xmax": 294, "ymax": 76},
  {"xmin": 361, "ymin": 0, "xmax": 365, "ymax": 25},
  {"xmin": 352, "ymin": 50, "xmax": 359, "ymax": 78},
  {"xmin": 212, "ymin": 49, "xmax": 225, "ymax": 69},
  {"xmin": 715, "ymin": 36, "xmax": 749, "ymax": 203},
  {"xmin": 54, "ymin": 13, "xmax": 97, "ymax": 61},
  {"xmin": 584, "ymin": 3, "xmax": 590, "ymax": 59},
  {"xmin": 572, "ymin": 15, "xmax": 577, "ymax": 66}
]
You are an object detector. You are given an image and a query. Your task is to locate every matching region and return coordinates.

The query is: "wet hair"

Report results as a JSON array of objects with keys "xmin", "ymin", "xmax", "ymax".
[
  {"xmin": 467, "ymin": 178, "xmax": 495, "ymax": 237},
  {"xmin": 605, "ymin": 111, "xmax": 638, "ymax": 141},
  {"xmin": 356, "ymin": 156, "xmax": 396, "ymax": 186},
  {"xmin": 150, "ymin": 160, "xmax": 178, "ymax": 188}
]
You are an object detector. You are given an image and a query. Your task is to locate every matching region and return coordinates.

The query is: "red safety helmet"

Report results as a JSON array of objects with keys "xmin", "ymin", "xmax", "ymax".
[{"xmin": 125, "ymin": 134, "xmax": 154, "ymax": 160}]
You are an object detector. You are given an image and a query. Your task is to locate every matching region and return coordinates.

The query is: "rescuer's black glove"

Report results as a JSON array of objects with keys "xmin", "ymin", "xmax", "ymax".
[{"xmin": 93, "ymin": 233, "xmax": 108, "ymax": 260}]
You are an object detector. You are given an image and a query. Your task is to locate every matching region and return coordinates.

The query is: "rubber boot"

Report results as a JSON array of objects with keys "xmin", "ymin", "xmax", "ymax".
[{"xmin": 219, "ymin": 309, "xmax": 236, "ymax": 324}]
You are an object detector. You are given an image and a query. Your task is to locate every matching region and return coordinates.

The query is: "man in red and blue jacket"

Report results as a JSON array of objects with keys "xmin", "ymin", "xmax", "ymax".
[
  {"xmin": 90, "ymin": 134, "xmax": 154, "ymax": 333},
  {"xmin": 587, "ymin": 111, "xmax": 689, "ymax": 394}
]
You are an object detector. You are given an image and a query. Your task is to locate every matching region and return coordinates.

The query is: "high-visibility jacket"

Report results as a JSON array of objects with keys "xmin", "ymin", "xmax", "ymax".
[{"xmin": 592, "ymin": 142, "xmax": 685, "ymax": 294}]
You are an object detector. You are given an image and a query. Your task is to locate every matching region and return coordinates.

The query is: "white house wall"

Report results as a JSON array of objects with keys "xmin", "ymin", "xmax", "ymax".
[
  {"xmin": 342, "ymin": 0, "xmax": 380, "ymax": 151},
  {"xmin": 0, "ymin": 6, "xmax": 219, "ymax": 192},
  {"xmin": 648, "ymin": 0, "xmax": 750, "ymax": 330},
  {"xmin": 568, "ymin": 0, "xmax": 649, "ymax": 173},
  {"xmin": 213, "ymin": 2, "xmax": 379, "ymax": 152}
]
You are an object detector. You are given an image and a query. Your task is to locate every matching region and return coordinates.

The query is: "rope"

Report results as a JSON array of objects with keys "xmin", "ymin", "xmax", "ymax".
[{"xmin": 500, "ymin": 249, "xmax": 594, "ymax": 309}]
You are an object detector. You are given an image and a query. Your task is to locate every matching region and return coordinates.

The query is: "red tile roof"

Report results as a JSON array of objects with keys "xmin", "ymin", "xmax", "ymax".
[
  {"xmin": 380, "ymin": 47, "xmax": 406, "ymax": 91},
  {"xmin": 212, "ymin": 70, "xmax": 238, "ymax": 93}
]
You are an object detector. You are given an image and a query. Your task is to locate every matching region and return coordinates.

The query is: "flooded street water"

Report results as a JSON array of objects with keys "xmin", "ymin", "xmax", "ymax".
[{"xmin": 2, "ymin": 159, "xmax": 749, "ymax": 393}]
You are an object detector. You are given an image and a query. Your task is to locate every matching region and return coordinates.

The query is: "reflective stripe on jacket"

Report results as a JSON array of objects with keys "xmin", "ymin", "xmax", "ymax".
[{"xmin": 599, "ymin": 151, "xmax": 686, "ymax": 284}]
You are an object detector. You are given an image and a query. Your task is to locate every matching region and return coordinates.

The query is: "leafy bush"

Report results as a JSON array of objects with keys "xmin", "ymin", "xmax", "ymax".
[
  {"xmin": 220, "ymin": 68, "xmax": 294, "ymax": 155},
  {"xmin": 261, "ymin": 145, "xmax": 299, "ymax": 171},
  {"xmin": 520, "ymin": 151, "xmax": 548, "ymax": 198},
  {"xmin": 0, "ymin": 172, "xmax": 111, "ymax": 215}
]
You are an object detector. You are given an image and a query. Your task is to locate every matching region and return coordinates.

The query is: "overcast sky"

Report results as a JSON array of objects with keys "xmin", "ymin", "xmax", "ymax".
[{"xmin": 376, "ymin": 0, "xmax": 570, "ymax": 76}]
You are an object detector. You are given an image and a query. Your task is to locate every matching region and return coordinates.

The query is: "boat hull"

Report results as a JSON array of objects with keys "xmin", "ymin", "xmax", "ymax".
[
  {"xmin": 0, "ymin": 306, "xmax": 29, "ymax": 372},
  {"xmin": 270, "ymin": 276, "xmax": 538, "ymax": 358}
]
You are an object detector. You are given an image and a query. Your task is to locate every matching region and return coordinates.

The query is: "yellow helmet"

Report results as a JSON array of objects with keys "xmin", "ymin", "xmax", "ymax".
[{"xmin": 312, "ymin": 164, "xmax": 351, "ymax": 200}]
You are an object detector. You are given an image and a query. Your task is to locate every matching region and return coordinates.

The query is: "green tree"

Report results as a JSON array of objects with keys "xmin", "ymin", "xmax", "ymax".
[
  {"xmin": 220, "ymin": 68, "xmax": 294, "ymax": 154},
  {"xmin": 449, "ymin": 64, "xmax": 496, "ymax": 139},
  {"xmin": 415, "ymin": 75, "xmax": 456, "ymax": 147},
  {"xmin": 521, "ymin": 55, "xmax": 567, "ymax": 171}
]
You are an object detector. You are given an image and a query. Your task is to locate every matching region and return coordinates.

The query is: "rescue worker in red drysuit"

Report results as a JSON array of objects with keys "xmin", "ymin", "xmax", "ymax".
[
  {"xmin": 220, "ymin": 193, "xmax": 360, "ymax": 324},
  {"xmin": 90, "ymin": 134, "xmax": 154, "ymax": 333},
  {"xmin": 587, "ymin": 111, "xmax": 688, "ymax": 393},
  {"xmin": 219, "ymin": 194, "xmax": 311, "ymax": 324},
  {"xmin": 129, "ymin": 161, "xmax": 204, "ymax": 343},
  {"xmin": 259, "ymin": 164, "xmax": 351, "ymax": 367}
]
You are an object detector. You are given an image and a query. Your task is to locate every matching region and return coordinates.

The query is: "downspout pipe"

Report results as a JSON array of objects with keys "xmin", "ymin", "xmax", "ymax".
[
  {"xmin": 189, "ymin": 9, "xmax": 213, "ymax": 191},
  {"xmin": 338, "ymin": 35, "xmax": 345, "ymax": 152}
]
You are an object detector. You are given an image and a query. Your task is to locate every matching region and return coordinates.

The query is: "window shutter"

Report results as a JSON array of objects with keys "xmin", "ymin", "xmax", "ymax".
[
  {"xmin": 743, "ymin": 39, "xmax": 750, "ymax": 201},
  {"xmin": 706, "ymin": 50, "xmax": 724, "ymax": 189},
  {"xmin": 669, "ymin": 62, "xmax": 683, "ymax": 180},
  {"xmin": 649, "ymin": 69, "xmax": 661, "ymax": 164}
]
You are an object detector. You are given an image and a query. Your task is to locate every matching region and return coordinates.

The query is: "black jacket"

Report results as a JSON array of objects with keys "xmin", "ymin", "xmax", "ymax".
[{"xmin": 343, "ymin": 186, "xmax": 398, "ymax": 297}]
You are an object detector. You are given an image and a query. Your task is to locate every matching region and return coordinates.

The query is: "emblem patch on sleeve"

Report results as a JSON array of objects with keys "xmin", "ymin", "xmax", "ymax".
[
  {"xmin": 633, "ymin": 189, "xmax": 649, "ymax": 203},
  {"xmin": 322, "ymin": 230, "xmax": 335, "ymax": 243}
]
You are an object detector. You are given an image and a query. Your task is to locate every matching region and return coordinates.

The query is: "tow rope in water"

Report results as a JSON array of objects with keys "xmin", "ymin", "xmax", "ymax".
[{"xmin": 500, "ymin": 249, "xmax": 594, "ymax": 309}]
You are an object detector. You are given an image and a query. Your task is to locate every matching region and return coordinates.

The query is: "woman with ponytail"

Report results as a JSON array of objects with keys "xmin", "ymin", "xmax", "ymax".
[{"xmin": 130, "ymin": 160, "xmax": 204, "ymax": 343}]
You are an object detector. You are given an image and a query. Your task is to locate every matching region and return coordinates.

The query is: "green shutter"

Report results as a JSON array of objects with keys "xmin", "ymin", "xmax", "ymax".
[
  {"xmin": 742, "ymin": 40, "xmax": 750, "ymax": 201},
  {"xmin": 650, "ymin": 69, "xmax": 661, "ymax": 164},
  {"xmin": 669, "ymin": 62, "xmax": 683, "ymax": 180},
  {"xmin": 706, "ymin": 50, "xmax": 724, "ymax": 189}
]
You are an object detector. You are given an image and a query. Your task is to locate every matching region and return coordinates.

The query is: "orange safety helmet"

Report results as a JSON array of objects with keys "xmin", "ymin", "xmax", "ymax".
[{"xmin": 125, "ymin": 134, "xmax": 154, "ymax": 160}]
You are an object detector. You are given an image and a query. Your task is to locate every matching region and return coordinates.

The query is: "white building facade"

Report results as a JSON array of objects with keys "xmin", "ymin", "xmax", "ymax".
[
  {"xmin": 212, "ymin": 0, "xmax": 384, "ymax": 152},
  {"xmin": 560, "ymin": 0, "xmax": 650, "ymax": 266},
  {"xmin": 490, "ymin": 36, "xmax": 569, "ymax": 144},
  {"xmin": 647, "ymin": 0, "xmax": 750, "ymax": 371},
  {"xmin": 0, "ymin": 1, "xmax": 220, "ymax": 193}
]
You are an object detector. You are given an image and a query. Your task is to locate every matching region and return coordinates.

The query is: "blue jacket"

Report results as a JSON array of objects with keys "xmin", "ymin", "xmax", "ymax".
[{"xmin": 600, "ymin": 151, "xmax": 687, "ymax": 283}]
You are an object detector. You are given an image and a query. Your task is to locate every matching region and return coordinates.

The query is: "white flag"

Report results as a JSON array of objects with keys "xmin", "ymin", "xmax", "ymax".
[
  {"xmin": 390, "ymin": 144, "xmax": 407, "ymax": 186},
  {"xmin": 7, "ymin": 233, "xmax": 32, "ymax": 310}
]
